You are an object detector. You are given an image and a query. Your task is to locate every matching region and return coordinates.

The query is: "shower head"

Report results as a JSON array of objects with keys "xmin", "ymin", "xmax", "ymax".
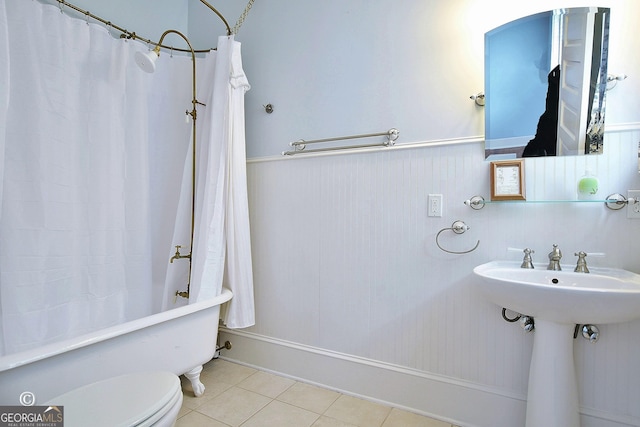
[{"xmin": 135, "ymin": 48, "xmax": 160, "ymax": 73}]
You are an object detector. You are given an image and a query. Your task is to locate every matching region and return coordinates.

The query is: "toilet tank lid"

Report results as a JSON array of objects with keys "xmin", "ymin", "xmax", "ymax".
[{"xmin": 45, "ymin": 371, "xmax": 181, "ymax": 427}]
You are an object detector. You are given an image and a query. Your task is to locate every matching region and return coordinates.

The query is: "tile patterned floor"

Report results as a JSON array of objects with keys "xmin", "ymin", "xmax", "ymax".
[{"xmin": 177, "ymin": 358, "xmax": 459, "ymax": 427}]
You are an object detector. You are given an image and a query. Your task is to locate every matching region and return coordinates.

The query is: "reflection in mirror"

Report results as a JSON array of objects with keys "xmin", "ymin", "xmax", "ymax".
[{"xmin": 484, "ymin": 7, "xmax": 610, "ymax": 160}]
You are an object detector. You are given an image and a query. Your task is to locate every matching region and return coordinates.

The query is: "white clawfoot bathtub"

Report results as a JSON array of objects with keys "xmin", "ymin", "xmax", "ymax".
[{"xmin": 0, "ymin": 288, "xmax": 232, "ymax": 405}]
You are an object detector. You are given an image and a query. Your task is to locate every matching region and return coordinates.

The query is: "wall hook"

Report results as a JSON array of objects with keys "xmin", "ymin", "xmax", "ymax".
[
  {"xmin": 463, "ymin": 196, "xmax": 485, "ymax": 210},
  {"xmin": 606, "ymin": 73, "xmax": 627, "ymax": 90},
  {"xmin": 435, "ymin": 220, "xmax": 480, "ymax": 254},
  {"xmin": 470, "ymin": 92, "xmax": 485, "ymax": 106},
  {"xmin": 263, "ymin": 103, "xmax": 274, "ymax": 114}
]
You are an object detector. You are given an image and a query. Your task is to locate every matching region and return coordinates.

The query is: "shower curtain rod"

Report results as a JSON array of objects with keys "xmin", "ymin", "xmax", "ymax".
[
  {"xmin": 50, "ymin": 0, "xmax": 231, "ymax": 53},
  {"xmin": 282, "ymin": 128, "xmax": 400, "ymax": 156}
]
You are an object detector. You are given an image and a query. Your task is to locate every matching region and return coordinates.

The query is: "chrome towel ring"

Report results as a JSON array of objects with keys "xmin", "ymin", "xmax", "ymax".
[{"xmin": 435, "ymin": 220, "xmax": 480, "ymax": 254}]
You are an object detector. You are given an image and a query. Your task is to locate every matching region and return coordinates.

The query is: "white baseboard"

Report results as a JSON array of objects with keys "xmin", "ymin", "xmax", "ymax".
[
  {"xmin": 218, "ymin": 328, "xmax": 640, "ymax": 427},
  {"xmin": 218, "ymin": 328, "xmax": 526, "ymax": 427}
]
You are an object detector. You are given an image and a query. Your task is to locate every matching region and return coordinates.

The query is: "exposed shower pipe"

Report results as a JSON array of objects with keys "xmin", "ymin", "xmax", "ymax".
[
  {"xmin": 51, "ymin": 0, "xmax": 238, "ymax": 300},
  {"xmin": 135, "ymin": 30, "xmax": 205, "ymax": 300}
]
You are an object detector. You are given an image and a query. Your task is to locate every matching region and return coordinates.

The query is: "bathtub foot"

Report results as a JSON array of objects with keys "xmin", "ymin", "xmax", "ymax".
[{"xmin": 184, "ymin": 365, "xmax": 205, "ymax": 397}]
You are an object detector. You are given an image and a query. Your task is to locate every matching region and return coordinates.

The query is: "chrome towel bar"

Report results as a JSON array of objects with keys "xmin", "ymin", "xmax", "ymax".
[{"xmin": 282, "ymin": 128, "xmax": 399, "ymax": 156}]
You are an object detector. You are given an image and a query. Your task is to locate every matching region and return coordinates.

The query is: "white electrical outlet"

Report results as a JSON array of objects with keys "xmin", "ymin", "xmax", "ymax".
[
  {"xmin": 628, "ymin": 190, "xmax": 640, "ymax": 219},
  {"xmin": 428, "ymin": 194, "xmax": 443, "ymax": 217}
]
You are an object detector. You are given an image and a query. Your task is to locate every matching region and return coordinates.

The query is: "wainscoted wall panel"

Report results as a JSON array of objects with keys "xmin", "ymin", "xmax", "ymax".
[{"xmin": 235, "ymin": 129, "xmax": 640, "ymax": 426}]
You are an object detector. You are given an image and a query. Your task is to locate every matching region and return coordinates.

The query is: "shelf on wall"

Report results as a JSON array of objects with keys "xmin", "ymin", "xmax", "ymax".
[{"xmin": 463, "ymin": 194, "xmax": 628, "ymax": 210}]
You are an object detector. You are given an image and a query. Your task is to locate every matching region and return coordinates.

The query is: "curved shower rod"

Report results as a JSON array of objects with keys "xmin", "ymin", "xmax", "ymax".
[
  {"xmin": 53, "ymin": 0, "xmax": 231, "ymax": 53},
  {"xmin": 199, "ymin": 0, "xmax": 232, "ymax": 36}
]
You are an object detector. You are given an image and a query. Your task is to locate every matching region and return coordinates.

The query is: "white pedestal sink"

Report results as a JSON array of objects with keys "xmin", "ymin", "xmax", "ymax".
[{"xmin": 473, "ymin": 261, "xmax": 640, "ymax": 427}]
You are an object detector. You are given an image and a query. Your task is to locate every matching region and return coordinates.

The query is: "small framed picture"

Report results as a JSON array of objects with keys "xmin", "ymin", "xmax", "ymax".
[{"xmin": 490, "ymin": 160, "xmax": 525, "ymax": 201}]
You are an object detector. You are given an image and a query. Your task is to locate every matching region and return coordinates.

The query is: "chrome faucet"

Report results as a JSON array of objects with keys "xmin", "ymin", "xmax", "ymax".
[
  {"xmin": 547, "ymin": 244, "xmax": 562, "ymax": 271},
  {"xmin": 574, "ymin": 251, "xmax": 590, "ymax": 273},
  {"xmin": 520, "ymin": 248, "xmax": 535, "ymax": 269}
]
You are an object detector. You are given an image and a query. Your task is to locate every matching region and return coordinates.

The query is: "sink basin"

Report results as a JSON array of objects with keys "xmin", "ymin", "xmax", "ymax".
[
  {"xmin": 473, "ymin": 260, "xmax": 640, "ymax": 427},
  {"xmin": 473, "ymin": 260, "xmax": 640, "ymax": 325}
]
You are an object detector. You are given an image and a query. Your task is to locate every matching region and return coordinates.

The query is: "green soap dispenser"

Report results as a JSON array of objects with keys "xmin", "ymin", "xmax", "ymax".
[{"xmin": 577, "ymin": 170, "xmax": 599, "ymax": 200}]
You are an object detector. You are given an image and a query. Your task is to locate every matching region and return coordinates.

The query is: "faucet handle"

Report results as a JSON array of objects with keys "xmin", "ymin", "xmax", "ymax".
[
  {"xmin": 582, "ymin": 324, "xmax": 599, "ymax": 343},
  {"xmin": 574, "ymin": 251, "xmax": 587, "ymax": 258},
  {"xmin": 521, "ymin": 248, "xmax": 535, "ymax": 269},
  {"xmin": 574, "ymin": 251, "xmax": 589, "ymax": 273}
]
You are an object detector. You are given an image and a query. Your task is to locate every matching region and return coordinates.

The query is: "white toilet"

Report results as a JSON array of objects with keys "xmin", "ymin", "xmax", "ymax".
[{"xmin": 45, "ymin": 371, "xmax": 183, "ymax": 427}]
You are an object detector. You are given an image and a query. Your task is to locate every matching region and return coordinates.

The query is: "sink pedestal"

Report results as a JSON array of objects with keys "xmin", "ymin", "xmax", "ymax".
[
  {"xmin": 474, "ymin": 260, "xmax": 640, "ymax": 425},
  {"xmin": 526, "ymin": 319, "xmax": 580, "ymax": 427}
]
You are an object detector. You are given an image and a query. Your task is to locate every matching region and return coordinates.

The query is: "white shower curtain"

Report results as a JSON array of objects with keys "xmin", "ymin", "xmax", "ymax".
[
  {"xmin": 164, "ymin": 36, "xmax": 256, "ymax": 329},
  {"xmin": 188, "ymin": 36, "xmax": 255, "ymax": 328},
  {"xmin": 0, "ymin": 1, "xmax": 254, "ymax": 356},
  {"xmin": 0, "ymin": 1, "xmax": 156, "ymax": 356}
]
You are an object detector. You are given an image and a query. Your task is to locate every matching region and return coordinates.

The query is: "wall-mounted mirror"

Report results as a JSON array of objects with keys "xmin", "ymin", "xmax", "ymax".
[{"xmin": 484, "ymin": 7, "xmax": 610, "ymax": 160}]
